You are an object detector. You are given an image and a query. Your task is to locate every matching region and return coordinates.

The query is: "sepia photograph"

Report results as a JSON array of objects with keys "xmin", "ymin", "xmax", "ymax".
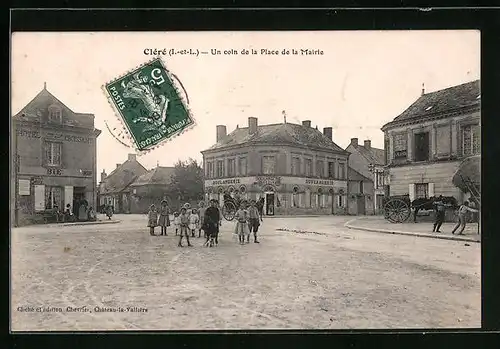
[{"xmin": 10, "ymin": 30, "xmax": 481, "ymax": 331}]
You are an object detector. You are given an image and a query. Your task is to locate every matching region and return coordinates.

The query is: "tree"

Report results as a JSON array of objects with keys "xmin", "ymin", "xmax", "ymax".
[{"xmin": 168, "ymin": 158, "xmax": 204, "ymax": 202}]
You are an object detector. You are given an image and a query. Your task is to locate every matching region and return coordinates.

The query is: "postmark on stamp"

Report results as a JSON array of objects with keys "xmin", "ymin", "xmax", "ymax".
[{"xmin": 103, "ymin": 58, "xmax": 194, "ymax": 152}]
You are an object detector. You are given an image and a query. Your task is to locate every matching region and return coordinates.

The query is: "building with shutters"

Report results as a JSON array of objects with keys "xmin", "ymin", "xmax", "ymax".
[
  {"xmin": 200, "ymin": 117, "xmax": 350, "ymax": 216},
  {"xmin": 12, "ymin": 84, "xmax": 101, "ymax": 226},
  {"xmin": 345, "ymin": 138, "xmax": 386, "ymax": 215},
  {"xmin": 381, "ymin": 79, "xmax": 480, "ymax": 202}
]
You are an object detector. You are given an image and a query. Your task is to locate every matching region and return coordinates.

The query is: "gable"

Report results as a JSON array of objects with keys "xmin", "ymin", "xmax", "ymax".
[{"xmin": 100, "ymin": 160, "xmax": 148, "ymax": 194}]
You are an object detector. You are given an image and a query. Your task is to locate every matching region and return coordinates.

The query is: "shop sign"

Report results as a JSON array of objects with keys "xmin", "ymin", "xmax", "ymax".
[
  {"xmin": 212, "ymin": 178, "xmax": 241, "ymax": 185},
  {"xmin": 255, "ymin": 176, "xmax": 281, "ymax": 187},
  {"xmin": 305, "ymin": 179, "xmax": 337, "ymax": 186},
  {"xmin": 47, "ymin": 168, "xmax": 63, "ymax": 176}
]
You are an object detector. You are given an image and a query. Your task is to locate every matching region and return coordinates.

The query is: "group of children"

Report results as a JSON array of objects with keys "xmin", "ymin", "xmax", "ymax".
[
  {"xmin": 233, "ymin": 199, "xmax": 262, "ymax": 245},
  {"xmin": 147, "ymin": 200, "xmax": 211, "ymax": 247}
]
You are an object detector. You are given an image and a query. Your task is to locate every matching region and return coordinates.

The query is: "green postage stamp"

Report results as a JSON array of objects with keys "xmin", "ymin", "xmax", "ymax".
[{"xmin": 104, "ymin": 58, "xmax": 194, "ymax": 152}]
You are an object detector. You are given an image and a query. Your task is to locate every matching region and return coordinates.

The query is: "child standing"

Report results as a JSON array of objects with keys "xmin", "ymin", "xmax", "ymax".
[
  {"xmin": 247, "ymin": 200, "xmax": 261, "ymax": 243},
  {"xmin": 189, "ymin": 208, "xmax": 200, "ymax": 237},
  {"xmin": 235, "ymin": 203, "xmax": 249, "ymax": 245},
  {"xmin": 178, "ymin": 207, "xmax": 192, "ymax": 247},
  {"xmin": 173, "ymin": 212, "xmax": 180, "ymax": 235},
  {"xmin": 147, "ymin": 204, "xmax": 158, "ymax": 236},
  {"xmin": 157, "ymin": 200, "xmax": 171, "ymax": 236},
  {"xmin": 198, "ymin": 201, "xmax": 207, "ymax": 238}
]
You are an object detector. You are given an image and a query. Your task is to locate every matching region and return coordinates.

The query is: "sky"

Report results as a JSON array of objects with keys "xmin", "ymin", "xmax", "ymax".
[{"xmin": 11, "ymin": 31, "xmax": 480, "ymax": 177}]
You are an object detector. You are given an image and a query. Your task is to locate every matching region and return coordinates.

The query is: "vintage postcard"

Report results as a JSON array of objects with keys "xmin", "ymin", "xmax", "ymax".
[{"xmin": 11, "ymin": 31, "xmax": 480, "ymax": 331}]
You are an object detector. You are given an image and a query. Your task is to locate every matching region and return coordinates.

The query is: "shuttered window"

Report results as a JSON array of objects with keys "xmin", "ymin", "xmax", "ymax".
[{"xmin": 45, "ymin": 141, "xmax": 62, "ymax": 166}]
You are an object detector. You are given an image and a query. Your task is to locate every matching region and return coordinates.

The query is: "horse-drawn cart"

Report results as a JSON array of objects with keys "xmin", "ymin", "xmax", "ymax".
[
  {"xmin": 452, "ymin": 155, "xmax": 480, "ymax": 208},
  {"xmin": 383, "ymin": 196, "xmax": 412, "ymax": 223}
]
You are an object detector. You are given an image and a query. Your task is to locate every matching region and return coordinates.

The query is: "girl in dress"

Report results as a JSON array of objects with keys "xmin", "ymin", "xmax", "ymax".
[
  {"xmin": 234, "ymin": 203, "xmax": 249, "ymax": 245},
  {"xmin": 147, "ymin": 204, "xmax": 158, "ymax": 236},
  {"xmin": 189, "ymin": 208, "xmax": 200, "ymax": 237},
  {"xmin": 173, "ymin": 212, "xmax": 180, "ymax": 235},
  {"xmin": 157, "ymin": 200, "xmax": 171, "ymax": 236},
  {"xmin": 178, "ymin": 207, "xmax": 192, "ymax": 247},
  {"xmin": 198, "ymin": 201, "xmax": 207, "ymax": 238}
]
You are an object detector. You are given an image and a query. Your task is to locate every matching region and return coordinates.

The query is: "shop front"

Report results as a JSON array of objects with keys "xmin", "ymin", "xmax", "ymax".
[{"xmin": 204, "ymin": 176, "xmax": 348, "ymax": 216}]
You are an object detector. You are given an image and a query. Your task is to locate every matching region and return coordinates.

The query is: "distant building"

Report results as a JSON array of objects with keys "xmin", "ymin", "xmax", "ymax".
[
  {"xmin": 12, "ymin": 84, "xmax": 101, "ymax": 226},
  {"xmin": 129, "ymin": 165, "xmax": 175, "ymax": 213},
  {"xmin": 381, "ymin": 80, "xmax": 480, "ymax": 202},
  {"xmin": 347, "ymin": 167, "xmax": 374, "ymax": 215},
  {"xmin": 346, "ymin": 138, "xmax": 386, "ymax": 214},
  {"xmin": 200, "ymin": 117, "xmax": 350, "ymax": 215},
  {"xmin": 98, "ymin": 154, "xmax": 147, "ymax": 213}
]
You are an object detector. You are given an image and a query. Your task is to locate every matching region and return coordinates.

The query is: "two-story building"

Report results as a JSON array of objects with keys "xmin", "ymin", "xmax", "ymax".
[
  {"xmin": 381, "ymin": 79, "xmax": 480, "ymax": 203},
  {"xmin": 345, "ymin": 138, "xmax": 386, "ymax": 214},
  {"xmin": 12, "ymin": 84, "xmax": 101, "ymax": 226},
  {"xmin": 200, "ymin": 117, "xmax": 350, "ymax": 215},
  {"xmin": 347, "ymin": 167, "xmax": 374, "ymax": 215}
]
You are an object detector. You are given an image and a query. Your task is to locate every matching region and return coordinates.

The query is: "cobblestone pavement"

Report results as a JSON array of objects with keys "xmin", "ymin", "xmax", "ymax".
[
  {"xmin": 345, "ymin": 216, "xmax": 480, "ymax": 243},
  {"xmin": 11, "ymin": 215, "xmax": 480, "ymax": 331}
]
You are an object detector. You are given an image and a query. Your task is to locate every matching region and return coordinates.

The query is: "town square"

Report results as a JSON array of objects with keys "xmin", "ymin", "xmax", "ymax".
[{"xmin": 10, "ymin": 31, "xmax": 480, "ymax": 331}]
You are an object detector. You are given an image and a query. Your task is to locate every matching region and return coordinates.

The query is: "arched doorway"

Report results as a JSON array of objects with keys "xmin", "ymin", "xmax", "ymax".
[
  {"xmin": 329, "ymin": 188, "xmax": 335, "ymax": 214},
  {"xmin": 263, "ymin": 185, "xmax": 275, "ymax": 216}
]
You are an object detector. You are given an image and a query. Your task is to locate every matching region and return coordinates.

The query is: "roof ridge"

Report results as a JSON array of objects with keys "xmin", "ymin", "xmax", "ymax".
[{"xmin": 423, "ymin": 79, "xmax": 479, "ymax": 95}]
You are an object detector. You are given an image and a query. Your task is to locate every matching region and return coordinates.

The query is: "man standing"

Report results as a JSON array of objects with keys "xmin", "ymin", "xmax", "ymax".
[
  {"xmin": 247, "ymin": 199, "xmax": 261, "ymax": 243},
  {"xmin": 451, "ymin": 201, "xmax": 479, "ymax": 235},
  {"xmin": 204, "ymin": 199, "xmax": 221, "ymax": 245},
  {"xmin": 432, "ymin": 195, "xmax": 446, "ymax": 233}
]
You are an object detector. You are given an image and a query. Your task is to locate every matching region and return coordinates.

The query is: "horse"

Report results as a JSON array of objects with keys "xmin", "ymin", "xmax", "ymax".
[{"xmin": 411, "ymin": 196, "xmax": 458, "ymax": 222}]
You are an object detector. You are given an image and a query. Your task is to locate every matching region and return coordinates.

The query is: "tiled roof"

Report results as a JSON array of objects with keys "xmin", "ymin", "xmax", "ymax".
[
  {"xmin": 131, "ymin": 166, "xmax": 175, "ymax": 187},
  {"xmin": 100, "ymin": 159, "xmax": 148, "ymax": 194},
  {"xmin": 205, "ymin": 123, "xmax": 347, "ymax": 153},
  {"xmin": 353, "ymin": 145, "xmax": 385, "ymax": 166},
  {"xmin": 348, "ymin": 167, "xmax": 371, "ymax": 182},
  {"xmin": 13, "ymin": 87, "xmax": 96, "ymax": 129},
  {"xmin": 383, "ymin": 80, "xmax": 480, "ymax": 129}
]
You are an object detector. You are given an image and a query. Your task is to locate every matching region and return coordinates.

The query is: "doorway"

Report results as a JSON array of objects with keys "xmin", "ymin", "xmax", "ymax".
[
  {"xmin": 357, "ymin": 195, "xmax": 366, "ymax": 215},
  {"xmin": 265, "ymin": 192, "xmax": 275, "ymax": 216}
]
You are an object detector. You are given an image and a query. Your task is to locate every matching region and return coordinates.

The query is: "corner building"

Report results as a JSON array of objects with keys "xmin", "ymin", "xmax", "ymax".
[{"xmin": 201, "ymin": 118, "xmax": 350, "ymax": 216}]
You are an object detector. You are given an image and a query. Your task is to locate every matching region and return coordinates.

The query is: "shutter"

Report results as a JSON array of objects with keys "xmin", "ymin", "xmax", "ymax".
[
  {"xmin": 34, "ymin": 185, "xmax": 45, "ymax": 211},
  {"xmin": 60, "ymin": 142, "xmax": 64, "ymax": 168},
  {"xmin": 64, "ymin": 186, "xmax": 73, "ymax": 209},
  {"xmin": 42, "ymin": 141, "xmax": 48, "ymax": 166},
  {"xmin": 428, "ymin": 183, "xmax": 435, "ymax": 198},
  {"xmin": 409, "ymin": 184, "xmax": 416, "ymax": 202}
]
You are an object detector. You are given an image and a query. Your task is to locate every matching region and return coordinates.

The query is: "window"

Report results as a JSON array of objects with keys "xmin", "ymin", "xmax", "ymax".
[
  {"xmin": 304, "ymin": 159, "xmax": 312, "ymax": 176},
  {"xmin": 228, "ymin": 159, "xmax": 236, "ymax": 177},
  {"xmin": 360, "ymin": 181, "xmax": 364, "ymax": 194},
  {"xmin": 238, "ymin": 157, "xmax": 247, "ymax": 176},
  {"xmin": 338, "ymin": 163, "xmax": 346, "ymax": 179},
  {"xmin": 206, "ymin": 162, "xmax": 214, "ymax": 178},
  {"xmin": 462, "ymin": 124, "xmax": 480, "ymax": 156},
  {"xmin": 316, "ymin": 160, "xmax": 324, "ymax": 177},
  {"xmin": 376, "ymin": 171, "xmax": 384, "ymax": 188},
  {"xmin": 48, "ymin": 106, "xmax": 62, "ymax": 123},
  {"xmin": 328, "ymin": 162, "xmax": 335, "ymax": 178},
  {"xmin": 291, "ymin": 157, "xmax": 301, "ymax": 175},
  {"xmin": 415, "ymin": 183, "xmax": 428, "ymax": 199},
  {"xmin": 45, "ymin": 186, "xmax": 62, "ymax": 209},
  {"xmin": 338, "ymin": 195, "xmax": 344, "ymax": 207},
  {"xmin": 384, "ymin": 139, "xmax": 390, "ymax": 164},
  {"xmin": 216, "ymin": 160, "xmax": 224, "ymax": 177},
  {"xmin": 393, "ymin": 133, "xmax": 407, "ymax": 159},
  {"xmin": 262, "ymin": 156, "xmax": 276, "ymax": 175},
  {"xmin": 292, "ymin": 186, "xmax": 299, "ymax": 207},
  {"xmin": 414, "ymin": 132, "xmax": 429, "ymax": 162},
  {"xmin": 45, "ymin": 141, "xmax": 62, "ymax": 166}
]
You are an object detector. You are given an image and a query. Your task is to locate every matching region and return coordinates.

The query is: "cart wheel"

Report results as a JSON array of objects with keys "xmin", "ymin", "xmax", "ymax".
[{"xmin": 384, "ymin": 198, "xmax": 411, "ymax": 223}]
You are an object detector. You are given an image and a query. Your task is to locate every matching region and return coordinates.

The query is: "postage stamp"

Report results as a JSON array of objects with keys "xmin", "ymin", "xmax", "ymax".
[{"xmin": 103, "ymin": 58, "xmax": 194, "ymax": 152}]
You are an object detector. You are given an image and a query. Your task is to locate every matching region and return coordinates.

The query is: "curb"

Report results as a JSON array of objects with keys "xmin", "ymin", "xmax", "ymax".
[
  {"xmin": 44, "ymin": 220, "xmax": 122, "ymax": 228},
  {"xmin": 344, "ymin": 220, "xmax": 480, "ymax": 243},
  {"xmin": 263, "ymin": 215, "xmax": 324, "ymax": 219}
]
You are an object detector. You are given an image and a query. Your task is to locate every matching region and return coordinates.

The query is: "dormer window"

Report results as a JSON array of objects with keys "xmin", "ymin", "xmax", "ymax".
[
  {"xmin": 48, "ymin": 105, "xmax": 62, "ymax": 123},
  {"xmin": 476, "ymin": 95, "xmax": 480, "ymax": 99},
  {"xmin": 425, "ymin": 106, "xmax": 433, "ymax": 111}
]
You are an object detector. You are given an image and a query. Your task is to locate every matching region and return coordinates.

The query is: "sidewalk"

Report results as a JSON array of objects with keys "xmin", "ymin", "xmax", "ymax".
[{"xmin": 344, "ymin": 216, "xmax": 480, "ymax": 243}]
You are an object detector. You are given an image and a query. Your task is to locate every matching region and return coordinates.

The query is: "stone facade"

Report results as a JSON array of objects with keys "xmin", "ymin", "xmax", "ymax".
[
  {"xmin": 201, "ymin": 118, "xmax": 350, "ymax": 215},
  {"xmin": 347, "ymin": 167, "xmax": 375, "ymax": 215},
  {"xmin": 12, "ymin": 86, "xmax": 101, "ymax": 226},
  {"xmin": 382, "ymin": 80, "xmax": 480, "ymax": 204}
]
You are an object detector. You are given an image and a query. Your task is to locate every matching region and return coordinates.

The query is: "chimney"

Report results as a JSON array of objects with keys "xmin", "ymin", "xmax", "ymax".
[
  {"xmin": 128, "ymin": 153, "xmax": 136, "ymax": 161},
  {"xmin": 116, "ymin": 163, "xmax": 120, "ymax": 169},
  {"xmin": 364, "ymin": 140, "xmax": 371, "ymax": 150},
  {"xmin": 216, "ymin": 125, "xmax": 227, "ymax": 143},
  {"xmin": 248, "ymin": 117, "xmax": 258, "ymax": 134},
  {"xmin": 100, "ymin": 170, "xmax": 107, "ymax": 182},
  {"xmin": 350, "ymin": 138, "xmax": 358, "ymax": 147},
  {"xmin": 323, "ymin": 127, "xmax": 333, "ymax": 140},
  {"xmin": 302, "ymin": 120, "xmax": 311, "ymax": 127},
  {"xmin": 421, "ymin": 83, "xmax": 425, "ymax": 96}
]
